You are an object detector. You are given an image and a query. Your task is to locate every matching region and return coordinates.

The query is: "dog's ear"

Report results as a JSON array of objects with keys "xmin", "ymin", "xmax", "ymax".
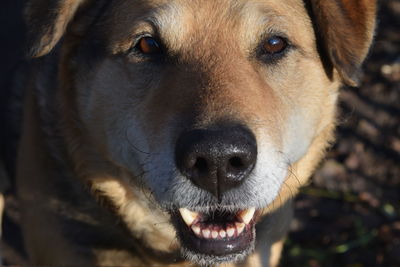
[
  {"xmin": 308, "ymin": 0, "xmax": 377, "ymax": 86},
  {"xmin": 25, "ymin": 0, "xmax": 87, "ymax": 58}
]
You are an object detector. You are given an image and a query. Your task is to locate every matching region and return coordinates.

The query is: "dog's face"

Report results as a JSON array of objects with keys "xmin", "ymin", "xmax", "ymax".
[
  {"xmin": 72, "ymin": 0, "xmax": 333, "ymax": 260},
  {"xmin": 26, "ymin": 0, "xmax": 376, "ymax": 264}
]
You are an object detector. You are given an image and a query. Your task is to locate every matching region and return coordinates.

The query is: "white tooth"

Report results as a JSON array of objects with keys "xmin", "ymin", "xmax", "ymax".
[
  {"xmin": 179, "ymin": 208, "xmax": 199, "ymax": 226},
  {"xmin": 211, "ymin": 231, "xmax": 219, "ymax": 239},
  {"xmin": 202, "ymin": 229, "xmax": 211, "ymax": 238},
  {"xmin": 219, "ymin": 230, "xmax": 226, "ymax": 238},
  {"xmin": 236, "ymin": 222, "xmax": 245, "ymax": 235},
  {"xmin": 227, "ymin": 227, "xmax": 235, "ymax": 237},
  {"xmin": 238, "ymin": 207, "xmax": 255, "ymax": 224},
  {"xmin": 191, "ymin": 225, "xmax": 201, "ymax": 236}
]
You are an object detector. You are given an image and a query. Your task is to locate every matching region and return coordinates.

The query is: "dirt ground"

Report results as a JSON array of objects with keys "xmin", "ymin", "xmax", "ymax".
[{"xmin": 1, "ymin": 0, "xmax": 399, "ymax": 266}]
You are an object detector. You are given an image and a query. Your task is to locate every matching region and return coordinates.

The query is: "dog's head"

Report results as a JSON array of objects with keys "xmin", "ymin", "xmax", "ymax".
[{"xmin": 26, "ymin": 0, "xmax": 376, "ymax": 264}]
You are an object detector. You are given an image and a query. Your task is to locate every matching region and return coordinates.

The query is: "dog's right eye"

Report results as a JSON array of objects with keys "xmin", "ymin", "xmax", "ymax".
[{"xmin": 135, "ymin": 37, "xmax": 163, "ymax": 55}]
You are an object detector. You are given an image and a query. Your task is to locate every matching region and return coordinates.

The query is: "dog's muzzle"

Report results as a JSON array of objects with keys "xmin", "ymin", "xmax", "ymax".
[{"xmin": 173, "ymin": 124, "xmax": 258, "ymax": 257}]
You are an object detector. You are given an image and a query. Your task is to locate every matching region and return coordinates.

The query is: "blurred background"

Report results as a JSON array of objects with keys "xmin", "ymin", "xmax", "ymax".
[{"xmin": 0, "ymin": 0, "xmax": 399, "ymax": 266}]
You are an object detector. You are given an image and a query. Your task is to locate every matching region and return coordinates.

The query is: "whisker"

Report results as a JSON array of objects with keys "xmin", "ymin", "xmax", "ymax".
[
  {"xmin": 277, "ymin": 150, "xmax": 302, "ymax": 188},
  {"xmin": 125, "ymin": 127, "xmax": 151, "ymax": 155}
]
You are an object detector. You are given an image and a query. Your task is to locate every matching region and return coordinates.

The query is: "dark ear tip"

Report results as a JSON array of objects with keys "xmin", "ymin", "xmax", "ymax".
[
  {"xmin": 331, "ymin": 51, "xmax": 363, "ymax": 87},
  {"xmin": 24, "ymin": 35, "xmax": 53, "ymax": 58},
  {"xmin": 24, "ymin": 46, "xmax": 40, "ymax": 59},
  {"xmin": 24, "ymin": 45, "xmax": 38, "ymax": 59},
  {"xmin": 339, "ymin": 68, "xmax": 362, "ymax": 87},
  {"xmin": 27, "ymin": 48, "xmax": 44, "ymax": 59}
]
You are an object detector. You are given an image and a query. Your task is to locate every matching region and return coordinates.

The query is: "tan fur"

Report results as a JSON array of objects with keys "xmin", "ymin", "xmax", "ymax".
[{"xmin": 17, "ymin": 0, "xmax": 376, "ymax": 266}]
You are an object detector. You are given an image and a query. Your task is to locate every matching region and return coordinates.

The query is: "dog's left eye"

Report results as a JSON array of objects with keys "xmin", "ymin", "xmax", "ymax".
[
  {"xmin": 135, "ymin": 37, "xmax": 162, "ymax": 55},
  {"xmin": 263, "ymin": 36, "xmax": 288, "ymax": 55}
]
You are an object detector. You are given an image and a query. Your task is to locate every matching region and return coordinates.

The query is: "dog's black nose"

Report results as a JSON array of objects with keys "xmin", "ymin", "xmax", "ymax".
[{"xmin": 175, "ymin": 125, "xmax": 257, "ymax": 198}]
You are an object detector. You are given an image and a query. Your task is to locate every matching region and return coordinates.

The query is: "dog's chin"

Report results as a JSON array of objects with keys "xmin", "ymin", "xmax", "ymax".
[
  {"xmin": 170, "ymin": 207, "xmax": 258, "ymax": 265},
  {"xmin": 181, "ymin": 244, "xmax": 254, "ymax": 266}
]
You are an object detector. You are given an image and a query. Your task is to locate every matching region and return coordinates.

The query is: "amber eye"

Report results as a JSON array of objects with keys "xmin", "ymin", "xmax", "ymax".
[
  {"xmin": 136, "ymin": 37, "xmax": 162, "ymax": 55},
  {"xmin": 263, "ymin": 36, "xmax": 288, "ymax": 54}
]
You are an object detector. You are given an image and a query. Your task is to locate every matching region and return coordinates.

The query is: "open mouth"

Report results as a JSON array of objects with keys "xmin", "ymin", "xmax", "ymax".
[{"xmin": 173, "ymin": 207, "xmax": 258, "ymax": 257}]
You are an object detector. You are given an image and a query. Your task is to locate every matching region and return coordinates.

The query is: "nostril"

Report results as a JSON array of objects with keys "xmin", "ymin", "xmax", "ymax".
[
  {"xmin": 193, "ymin": 157, "xmax": 208, "ymax": 175},
  {"xmin": 226, "ymin": 154, "xmax": 254, "ymax": 180},
  {"xmin": 229, "ymin": 156, "xmax": 245, "ymax": 170}
]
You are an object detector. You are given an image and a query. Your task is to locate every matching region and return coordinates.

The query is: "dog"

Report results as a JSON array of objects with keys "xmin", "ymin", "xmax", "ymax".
[{"xmin": 10, "ymin": 0, "xmax": 376, "ymax": 265}]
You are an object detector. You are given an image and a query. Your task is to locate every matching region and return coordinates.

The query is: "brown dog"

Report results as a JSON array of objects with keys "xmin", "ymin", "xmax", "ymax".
[{"xmin": 15, "ymin": 0, "xmax": 376, "ymax": 266}]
